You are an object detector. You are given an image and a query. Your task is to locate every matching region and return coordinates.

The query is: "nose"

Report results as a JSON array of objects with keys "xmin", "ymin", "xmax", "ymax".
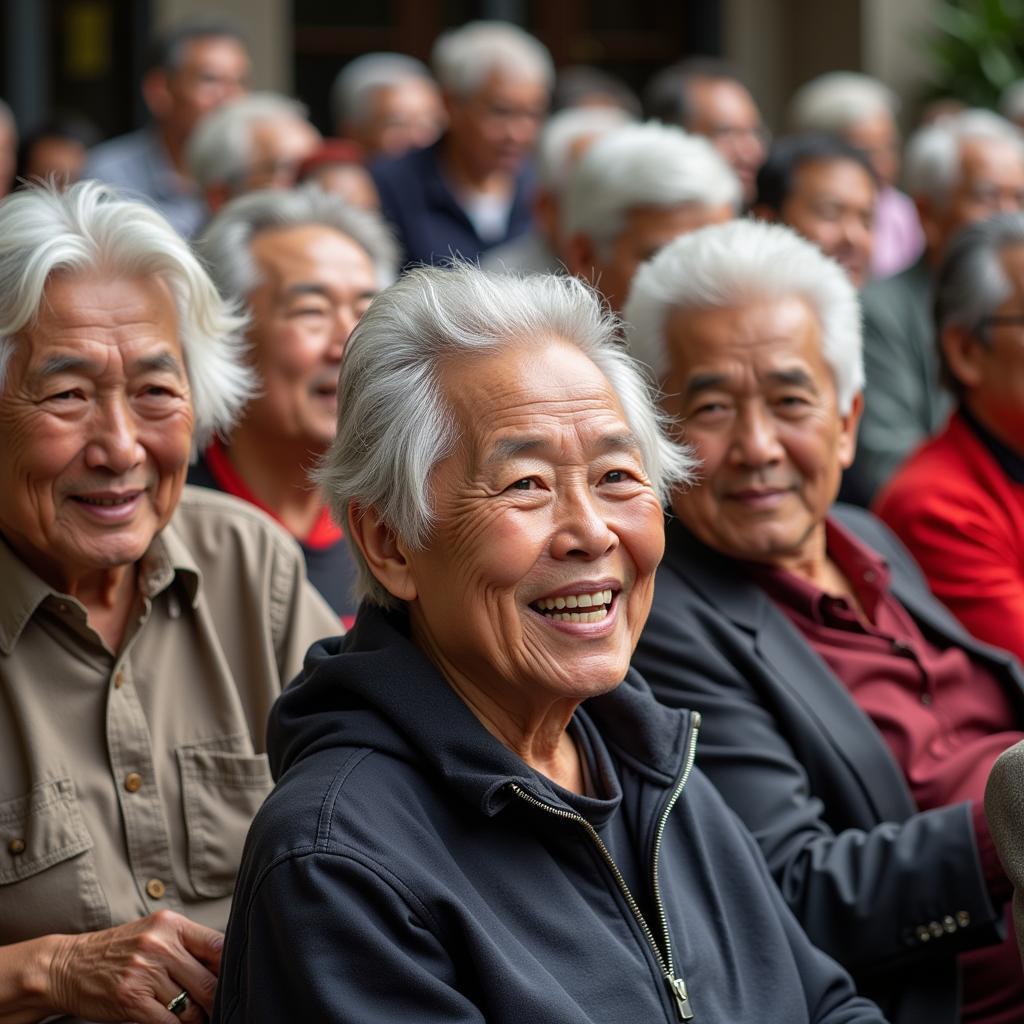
[
  {"xmin": 550, "ymin": 483, "xmax": 619, "ymax": 561},
  {"xmin": 727, "ymin": 403, "xmax": 785, "ymax": 468},
  {"xmin": 83, "ymin": 396, "xmax": 145, "ymax": 474},
  {"xmin": 329, "ymin": 306, "xmax": 358, "ymax": 360}
]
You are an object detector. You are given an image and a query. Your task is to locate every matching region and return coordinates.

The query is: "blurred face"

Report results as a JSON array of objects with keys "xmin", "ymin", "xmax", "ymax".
[
  {"xmin": 779, "ymin": 158, "xmax": 876, "ymax": 287},
  {"xmin": 664, "ymin": 296, "xmax": 860, "ymax": 573},
  {"xmin": 688, "ymin": 78, "xmax": 767, "ymax": 204},
  {"xmin": 401, "ymin": 339, "xmax": 665, "ymax": 708},
  {"xmin": 161, "ymin": 35, "xmax": 250, "ymax": 139},
  {"xmin": 446, "ymin": 71, "xmax": 549, "ymax": 177},
  {"xmin": 243, "ymin": 224, "xmax": 378, "ymax": 451},
  {"xmin": 23, "ymin": 136, "xmax": 88, "ymax": 188},
  {"xmin": 242, "ymin": 116, "xmax": 321, "ymax": 192},
  {"xmin": 587, "ymin": 201, "xmax": 735, "ymax": 313},
  {"xmin": 309, "ymin": 162, "xmax": 380, "ymax": 211},
  {"xmin": 359, "ymin": 79, "xmax": 445, "ymax": 158},
  {"xmin": 844, "ymin": 110, "xmax": 900, "ymax": 186},
  {"xmin": 0, "ymin": 273, "xmax": 194, "ymax": 588}
]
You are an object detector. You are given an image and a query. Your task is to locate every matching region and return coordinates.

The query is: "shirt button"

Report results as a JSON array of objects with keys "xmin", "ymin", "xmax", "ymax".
[
  {"xmin": 915, "ymin": 926, "xmax": 931, "ymax": 943},
  {"xmin": 145, "ymin": 878, "xmax": 166, "ymax": 900},
  {"xmin": 7, "ymin": 838, "xmax": 25, "ymax": 856},
  {"xmin": 943, "ymin": 916, "xmax": 957, "ymax": 933},
  {"xmin": 892, "ymin": 639, "xmax": 913, "ymax": 656},
  {"xmin": 929, "ymin": 921, "xmax": 944, "ymax": 938},
  {"xmin": 920, "ymin": 692, "xmax": 933, "ymax": 706},
  {"xmin": 124, "ymin": 772, "xmax": 143, "ymax": 793},
  {"xmin": 957, "ymin": 910, "xmax": 971, "ymax": 928},
  {"xmin": 113, "ymin": 671, "xmax": 125, "ymax": 689}
]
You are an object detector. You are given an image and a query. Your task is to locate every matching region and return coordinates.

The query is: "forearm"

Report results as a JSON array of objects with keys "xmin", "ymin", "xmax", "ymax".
[{"xmin": 0, "ymin": 935, "xmax": 61, "ymax": 1024}]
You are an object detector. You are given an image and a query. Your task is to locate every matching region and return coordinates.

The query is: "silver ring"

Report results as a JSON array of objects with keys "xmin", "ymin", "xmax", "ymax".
[{"xmin": 166, "ymin": 989, "xmax": 190, "ymax": 1016}]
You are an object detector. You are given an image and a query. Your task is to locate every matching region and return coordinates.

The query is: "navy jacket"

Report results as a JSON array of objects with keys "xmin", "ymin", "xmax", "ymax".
[
  {"xmin": 213, "ymin": 605, "xmax": 884, "ymax": 1023},
  {"xmin": 370, "ymin": 141, "xmax": 535, "ymax": 268},
  {"xmin": 633, "ymin": 506, "xmax": 1023, "ymax": 1024}
]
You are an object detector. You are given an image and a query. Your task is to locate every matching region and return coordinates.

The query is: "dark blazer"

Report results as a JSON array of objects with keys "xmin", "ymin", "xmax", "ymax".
[{"xmin": 633, "ymin": 504, "xmax": 1024, "ymax": 1024}]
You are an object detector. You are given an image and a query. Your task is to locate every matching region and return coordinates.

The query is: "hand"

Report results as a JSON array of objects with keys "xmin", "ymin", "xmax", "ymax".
[{"xmin": 45, "ymin": 910, "xmax": 222, "ymax": 1023}]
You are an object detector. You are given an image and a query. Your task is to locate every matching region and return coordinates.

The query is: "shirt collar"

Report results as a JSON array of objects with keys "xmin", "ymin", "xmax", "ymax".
[{"xmin": 960, "ymin": 406, "xmax": 1024, "ymax": 484}]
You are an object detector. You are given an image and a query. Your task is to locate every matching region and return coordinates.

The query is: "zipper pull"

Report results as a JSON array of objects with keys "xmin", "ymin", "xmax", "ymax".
[{"xmin": 668, "ymin": 976, "xmax": 694, "ymax": 1021}]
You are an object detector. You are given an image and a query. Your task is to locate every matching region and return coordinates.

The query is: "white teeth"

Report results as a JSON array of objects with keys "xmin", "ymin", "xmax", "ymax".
[
  {"xmin": 534, "ymin": 589, "xmax": 614, "ymax": 617},
  {"xmin": 78, "ymin": 495, "xmax": 134, "ymax": 506},
  {"xmin": 543, "ymin": 609, "xmax": 608, "ymax": 623},
  {"xmin": 565, "ymin": 594, "xmax": 578, "ymax": 609},
  {"xmin": 577, "ymin": 593, "xmax": 593, "ymax": 608},
  {"xmin": 554, "ymin": 597, "xmax": 566, "ymax": 609}
]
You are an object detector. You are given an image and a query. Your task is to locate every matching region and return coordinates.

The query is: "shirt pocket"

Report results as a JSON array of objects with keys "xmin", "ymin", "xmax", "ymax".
[
  {"xmin": 0, "ymin": 777, "xmax": 111, "ymax": 942},
  {"xmin": 177, "ymin": 744, "xmax": 273, "ymax": 899}
]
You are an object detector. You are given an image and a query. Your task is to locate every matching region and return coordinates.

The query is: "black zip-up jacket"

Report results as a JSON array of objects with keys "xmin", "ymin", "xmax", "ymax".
[{"xmin": 213, "ymin": 606, "xmax": 886, "ymax": 1023}]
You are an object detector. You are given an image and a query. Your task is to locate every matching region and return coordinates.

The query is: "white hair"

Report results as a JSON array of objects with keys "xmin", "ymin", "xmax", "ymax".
[
  {"xmin": 186, "ymin": 91, "xmax": 312, "ymax": 190},
  {"xmin": 196, "ymin": 184, "xmax": 400, "ymax": 302},
  {"xmin": 315, "ymin": 264, "xmax": 694, "ymax": 608},
  {"xmin": 0, "ymin": 181, "xmax": 253, "ymax": 451},
  {"xmin": 562, "ymin": 121, "xmax": 742, "ymax": 250},
  {"xmin": 904, "ymin": 108, "xmax": 1024, "ymax": 207},
  {"xmin": 431, "ymin": 20, "xmax": 554, "ymax": 97},
  {"xmin": 787, "ymin": 71, "xmax": 898, "ymax": 134},
  {"xmin": 330, "ymin": 53, "xmax": 436, "ymax": 130},
  {"xmin": 536, "ymin": 106, "xmax": 635, "ymax": 193},
  {"xmin": 623, "ymin": 219, "xmax": 863, "ymax": 415}
]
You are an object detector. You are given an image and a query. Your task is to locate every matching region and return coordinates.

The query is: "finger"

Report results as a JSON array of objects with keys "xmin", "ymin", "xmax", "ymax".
[
  {"xmin": 166, "ymin": 957, "xmax": 219, "ymax": 1015},
  {"xmin": 156, "ymin": 983, "xmax": 206, "ymax": 1024},
  {"xmin": 178, "ymin": 919, "xmax": 225, "ymax": 974}
]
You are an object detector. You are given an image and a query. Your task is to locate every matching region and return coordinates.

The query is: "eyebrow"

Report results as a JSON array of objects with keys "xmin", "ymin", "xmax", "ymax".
[
  {"xmin": 684, "ymin": 367, "xmax": 819, "ymax": 396},
  {"xmin": 131, "ymin": 352, "xmax": 186, "ymax": 378},
  {"xmin": 29, "ymin": 351, "xmax": 185, "ymax": 381},
  {"xmin": 281, "ymin": 282, "xmax": 379, "ymax": 302},
  {"xmin": 485, "ymin": 431, "xmax": 643, "ymax": 466}
]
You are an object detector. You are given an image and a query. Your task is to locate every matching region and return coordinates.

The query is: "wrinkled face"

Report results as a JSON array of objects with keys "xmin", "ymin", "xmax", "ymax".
[
  {"xmin": 688, "ymin": 78, "xmax": 767, "ymax": 204},
  {"xmin": 402, "ymin": 339, "xmax": 665, "ymax": 705},
  {"xmin": 164, "ymin": 36, "xmax": 250, "ymax": 138},
  {"xmin": 243, "ymin": 224, "xmax": 378, "ymax": 451},
  {"xmin": 447, "ymin": 71, "xmax": 549, "ymax": 177},
  {"xmin": 664, "ymin": 297, "xmax": 859, "ymax": 570},
  {"xmin": 594, "ymin": 201, "xmax": 735, "ymax": 312},
  {"xmin": 242, "ymin": 116, "xmax": 321, "ymax": 193},
  {"xmin": 0, "ymin": 273, "xmax": 194, "ymax": 587},
  {"xmin": 780, "ymin": 158, "xmax": 876, "ymax": 288},
  {"xmin": 843, "ymin": 110, "xmax": 900, "ymax": 187},
  {"xmin": 360, "ymin": 79, "xmax": 445, "ymax": 158}
]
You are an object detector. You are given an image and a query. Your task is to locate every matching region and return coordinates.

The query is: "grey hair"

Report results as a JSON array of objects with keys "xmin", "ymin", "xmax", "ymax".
[
  {"xmin": 536, "ymin": 106, "xmax": 635, "ymax": 193},
  {"xmin": 0, "ymin": 180, "xmax": 253, "ymax": 451},
  {"xmin": 195, "ymin": 184, "xmax": 400, "ymax": 302},
  {"xmin": 904, "ymin": 108, "xmax": 1024, "ymax": 208},
  {"xmin": 431, "ymin": 21, "xmax": 554, "ymax": 97},
  {"xmin": 623, "ymin": 218, "xmax": 863, "ymax": 414},
  {"xmin": 330, "ymin": 53, "xmax": 436, "ymax": 130},
  {"xmin": 935, "ymin": 212, "xmax": 1024, "ymax": 394},
  {"xmin": 186, "ymin": 92, "xmax": 312, "ymax": 190},
  {"xmin": 562, "ymin": 121, "xmax": 742, "ymax": 251},
  {"xmin": 314, "ymin": 264, "xmax": 695, "ymax": 608},
  {"xmin": 787, "ymin": 71, "xmax": 898, "ymax": 134}
]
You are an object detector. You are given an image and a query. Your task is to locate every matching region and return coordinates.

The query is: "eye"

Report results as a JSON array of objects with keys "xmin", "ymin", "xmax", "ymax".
[
  {"xmin": 508, "ymin": 478, "xmax": 536, "ymax": 491},
  {"xmin": 47, "ymin": 388, "xmax": 84, "ymax": 403},
  {"xmin": 601, "ymin": 469, "xmax": 634, "ymax": 484}
]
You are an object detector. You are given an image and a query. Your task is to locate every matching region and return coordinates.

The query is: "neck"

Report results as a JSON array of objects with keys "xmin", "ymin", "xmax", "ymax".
[
  {"xmin": 962, "ymin": 396, "xmax": 1024, "ymax": 459},
  {"xmin": 440, "ymin": 138, "xmax": 513, "ymax": 195},
  {"xmin": 225, "ymin": 427, "xmax": 325, "ymax": 537},
  {"xmin": 157, "ymin": 122, "xmax": 188, "ymax": 178}
]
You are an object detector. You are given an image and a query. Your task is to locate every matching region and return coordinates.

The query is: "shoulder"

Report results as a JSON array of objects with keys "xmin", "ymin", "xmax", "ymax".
[
  {"xmin": 82, "ymin": 130, "xmax": 150, "ymax": 181},
  {"xmin": 369, "ymin": 147, "xmax": 431, "ymax": 191},
  {"xmin": 861, "ymin": 263, "xmax": 929, "ymax": 330}
]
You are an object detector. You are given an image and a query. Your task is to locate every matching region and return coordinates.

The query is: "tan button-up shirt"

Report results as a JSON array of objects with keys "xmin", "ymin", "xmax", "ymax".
[{"xmin": 0, "ymin": 486, "xmax": 339, "ymax": 946}]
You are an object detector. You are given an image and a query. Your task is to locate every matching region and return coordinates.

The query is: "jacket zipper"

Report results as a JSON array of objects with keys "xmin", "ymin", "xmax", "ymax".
[{"xmin": 508, "ymin": 710, "xmax": 701, "ymax": 1022}]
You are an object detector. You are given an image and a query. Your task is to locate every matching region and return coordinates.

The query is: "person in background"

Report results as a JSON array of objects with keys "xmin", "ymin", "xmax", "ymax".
[
  {"xmin": 186, "ymin": 92, "xmax": 321, "ymax": 216},
  {"xmin": 297, "ymin": 139, "xmax": 380, "ymax": 211},
  {"xmin": 643, "ymin": 57, "xmax": 768, "ymax": 207},
  {"xmin": 551, "ymin": 65, "xmax": 642, "ymax": 117},
  {"xmin": 370, "ymin": 21, "xmax": 552, "ymax": 267},
  {"xmin": 787, "ymin": 71, "xmax": 924, "ymax": 279},
  {"xmin": 0, "ymin": 100, "xmax": 16, "ymax": 198},
  {"xmin": 16, "ymin": 113, "xmax": 99, "ymax": 190},
  {"xmin": 876, "ymin": 214, "xmax": 1024, "ymax": 665},
  {"xmin": 81, "ymin": 17, "xmax": 249, "ymax": 238},
  {"xmin": 754, "ymin": 133, "xmax": 877, "ymax": 288},
  {"xmin": 626, "ymin": 217, "xmax": 1024, "ymax": 1024},
  {"xmin": 0, "ymin": 181, "xmax": 337, "ymax": 1024},
  {"xmin": 563, "ymin": 120, "xmax": 739, "ymax": 312},
  {"xmin": 191, "ymin": 185, "xmax": 397, "ymax": 626},
  {"xmin": 847, "ymin": 108, "xmax": 1024, "ymax": 505},
  {"xmin": 483, "ymin": 105, "xmax": 633, "ymax": 275},
  {"xmin": 330, "ymin": 52, "xmax": 445, "ymax": 161}
]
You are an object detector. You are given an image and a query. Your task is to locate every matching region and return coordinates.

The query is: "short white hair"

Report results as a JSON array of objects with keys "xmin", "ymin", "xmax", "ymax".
[
  {"xmin": 0, "ymin": 181, "xmax": 253, "ymax": 451},
  {"xmin": 186, "ymin": 91, "xmax": 313, "ymax": 190},
  {"xmin": 536, "ymin": 106, "xmax": 635, "ymax": 193},
  {"xmin": 623, "ymin": 219, "xmax": 863, "ymax": 415},
  {"xmin": 787, "ymin": 71, "xmax": 898, "ymax": 134},
  {"xmin": 431, "ymin": 20, "xmax": 554, "ymax": 97},
  {"xmin": 904, "ymin": 108, "xmax": 1024, "ymax": 207},
  {"xmin": 196, "ymin": 184, "xmax": 400, "ymax": 301},
  {"xmin": 330, "ymin": 53, "xmax": 436, "ymax": 130},
  {"xmin": 315, "ymin": 264, "xmax": 694, "ymax": 608},
  {"xmin": 562, "ymin": 121, "xmax": 742, "ymax": 250}
]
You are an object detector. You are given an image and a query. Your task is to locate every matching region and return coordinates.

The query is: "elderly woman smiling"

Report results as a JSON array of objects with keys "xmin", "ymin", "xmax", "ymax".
[
  {"xmin": 0, "ymin": 182, "xmax": 336, "ymax": 1024},
  {"xmin": 213, "ymin": 265, "xmax": 885, "ymax": 1023}
]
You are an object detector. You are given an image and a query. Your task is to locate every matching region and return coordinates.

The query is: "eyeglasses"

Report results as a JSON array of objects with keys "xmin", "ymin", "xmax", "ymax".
[{"xmin": 974, "ymin": 313, "xmax": 1024, "ymax": 340}]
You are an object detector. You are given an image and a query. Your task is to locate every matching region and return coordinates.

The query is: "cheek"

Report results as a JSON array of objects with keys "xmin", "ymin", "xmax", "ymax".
[{"xmin": 619, "ymin": 497, "xmax": 666, "ymax": 580}]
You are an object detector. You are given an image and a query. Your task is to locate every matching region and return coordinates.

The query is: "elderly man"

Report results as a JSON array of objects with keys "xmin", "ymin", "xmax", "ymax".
[
  {"xmin": 563, "ymin": 120, "xmax": 739, "ymax": 312},
  {"xmin": 330, "ymin": 52, "xmax": 445, "ymax": 160},
  {"xmin": 876, "ymin": 214, "xmax": 1024, "ymax": 666},
  {"xmin": 625, "ymin": 219, "xmax": 1024, "ymax": 1024},
  {"xmin": 754, "ymin": 133, "xmax": 877, "ymax": 288},
  {"xmin": 643, "ymin": 57, "xmax": 767, "ymax": 207},
  {"xmin": 82, "ymin": 17, "xmax": 249, "ymax": 237},
  {"xmin": 186, "ymin": 92, "xmax": 321, "ymax": 215},
  {"xmin": 788, "ymin": 71, "xmax": 923, "ymax": 278},
  {"xmin": 191, "ymin": 186, "xmax": 397, "ymax": 625},
  {"xmin": 848, "ymin": 109, "xmax": 1024, "ymax": 504},
  {"xmin": 370, "ymin": 21, "xmax": 552, "ymax": 267},
  {"xmin": 0, "ymin": 182, "xmax": 336, "ymax": 1022}
]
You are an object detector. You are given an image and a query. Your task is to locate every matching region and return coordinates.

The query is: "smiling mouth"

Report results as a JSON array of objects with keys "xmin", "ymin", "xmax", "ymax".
[
  {"xmin": 530, "ymin": 588, "xmax": 616, "ymax": 623},
  {"xmin": 72, "ymin": 494, "xmax": 139, "ymax": 507}
]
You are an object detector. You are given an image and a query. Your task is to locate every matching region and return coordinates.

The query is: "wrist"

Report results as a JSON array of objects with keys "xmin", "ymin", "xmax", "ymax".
[{"xmin": 22, "ymin": 934, "xmax": 63, "ymax": 1009}]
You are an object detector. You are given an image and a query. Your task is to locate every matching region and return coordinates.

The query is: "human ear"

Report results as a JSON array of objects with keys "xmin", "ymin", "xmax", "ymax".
[
  {"xmin": 564, "ymin": 231, "xmax": 599, "ymax": 283},
  {"xmin": 837, "ymin": 390, "xmax": 864, "ymax": 469},
  {"xmin": 142, "ymin": 69, "xmax": 173, "ymax": 120},
  {"xmin": 940, "ymin": 326, "xmax": 985, "ymax": 390},
  {"xmin": 347, "ymin": 502, "xmax": 418, "ymax": 602}
]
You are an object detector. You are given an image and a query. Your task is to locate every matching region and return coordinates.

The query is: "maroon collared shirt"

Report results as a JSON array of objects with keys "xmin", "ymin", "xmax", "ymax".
[{"xmin": 752, "ymin": 518, "xmax": 1023, "ymax": 1023}]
